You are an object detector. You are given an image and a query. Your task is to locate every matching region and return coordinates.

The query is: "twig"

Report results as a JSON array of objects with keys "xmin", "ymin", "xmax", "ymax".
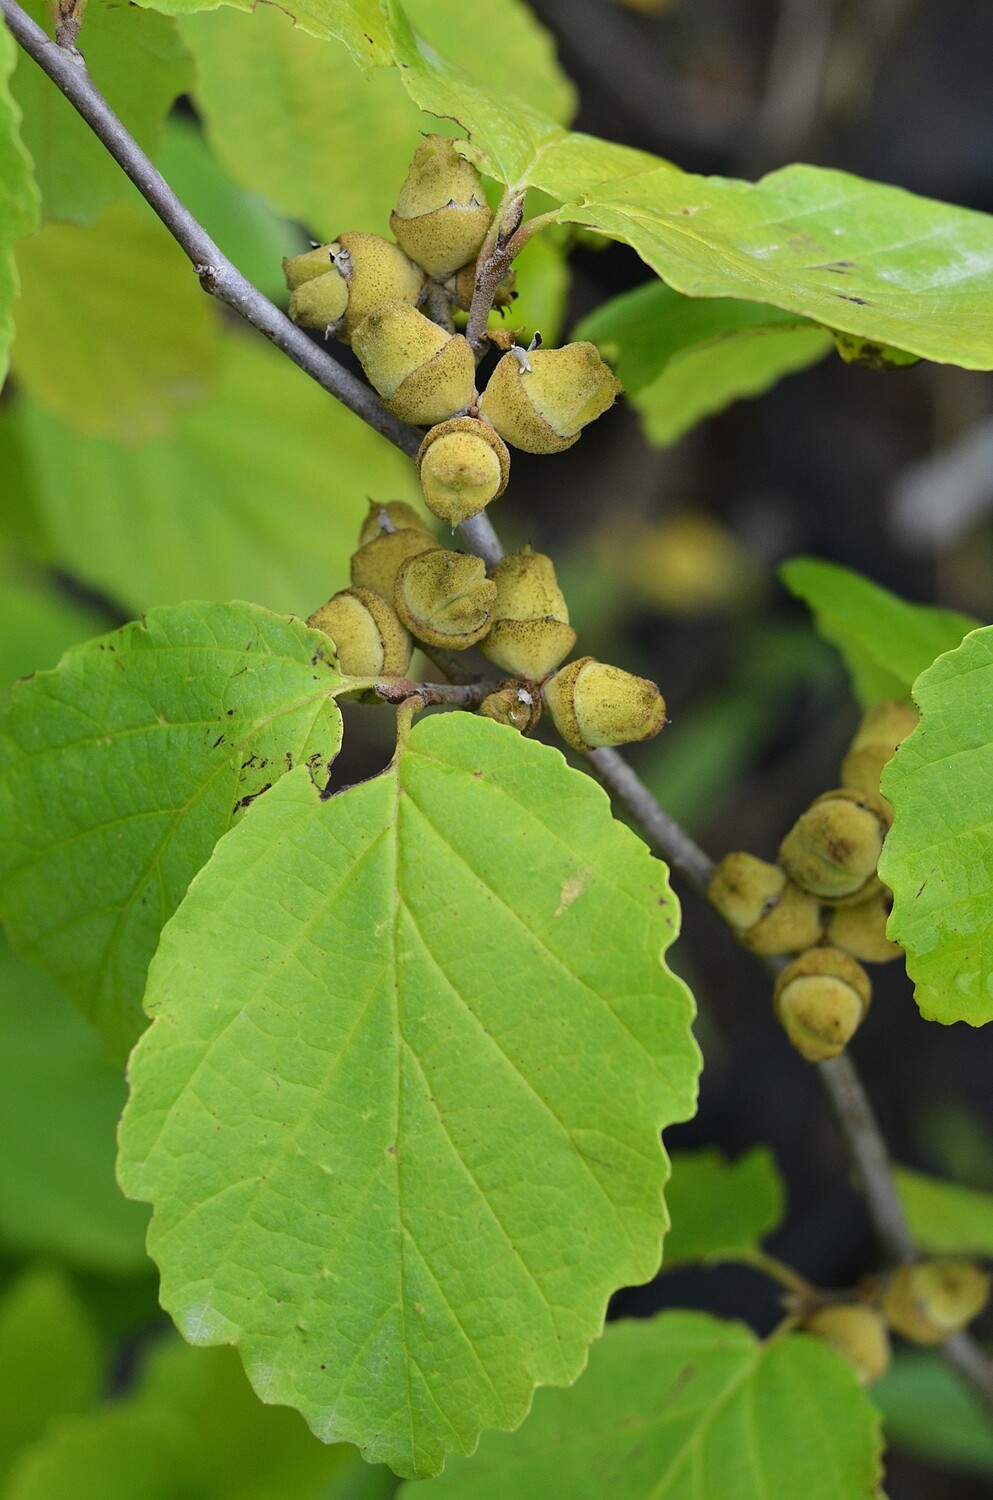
[{"xmin": 370, "ymin": 678, "xmax": 487, "ymax": 709}]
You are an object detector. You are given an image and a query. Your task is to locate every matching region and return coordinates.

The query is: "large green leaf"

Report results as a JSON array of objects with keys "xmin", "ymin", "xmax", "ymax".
[
  {"xmin": 0, "ymin": 601, "xmax": 346, "ymax": 1059},
  {"xmin": 575, "ymin": 281, "xmax": 833, "ymax": 447},
  {"xmin": 9, "ymin": 328, "xmax": 419, "ymax": 614},
  {"xmin": 663, "ymin": 1146, "xmax": 785, "ymax": 1265},
  {"xmin": 401, "ymin": 1311, "xmax": 883, "ymax": 1498},
  {"xmin": 880, "ymin": 626, "xmax": 993, "ymax": 1026},
  {"xmin": 894, "ymin": 1166, "xmax": 993, "ymax": 1255},
  {"xmin": 135, "ymin": 0, "xmax": 392, "ymax": 68},
  {"xmin": 10, "ymin": 0, "xmax": 193, "ymax": 225},
  {"xmin": 118, "ymin": 712, "xmax": 699, "ymax": 1477},
  {"xmin": 874, "ymin": 1348, "xmax": 993, "ymax": 1478},
  {"xmin": 0, "ymin": 1269, "xmax": 101, "ymax": 1487},
  {"xmin": 13, "ymin": 199, "xmax": 219, "ymax": 441},
  {"xmin": 780, "ymin": 557, "xmax": 978, "ymax": 707},
  {"xmin": 0, "ymin": 16, "xmax": 38, "ymax": 388},
  {"xmin": 0, "ymin": 933, "xmax": 149, "ymax": 1268}
]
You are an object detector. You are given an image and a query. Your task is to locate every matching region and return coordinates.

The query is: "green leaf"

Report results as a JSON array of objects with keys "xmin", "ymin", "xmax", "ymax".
[
  {"xmin": 135, "ymin": 0, "xmax": 392, "ymax": 68},
  {"xmin": 780, "ymin": 557, "xmax": 978, "ymax": 707},
  {"xmin": 0, "ymin": 1268, "xmax": 101, "ymax": 1486},
  {"xmin": 874, "ymin": 1347, "xmax": 993, "ymax": 1478},
  {"xmin": 879, "ymin": 628, "xmax": 993, "ymax": 1025},
  {"xmin": 0, "ymin": 932, "xmax": 149, "ymax": 1269},
  {"xmin": 13, "ymin": 199, "xmax": 219, "ymax": 441},
  {"xmin": 663, "ymin": 1147, "xmax": 785, "ymax": 1265},
  {"xmin": 399, "ymin": 1311, "xmax": 883, "ymax": 1498},
  {"xmin": 10, "ymin": 0, "xmax": 193, "ymax": 225},
  {"xmin": 0, "ymin": 601, "xmax": 346, "ymax": 1059},
  {"xmin": 0, "ymin": 15, "xmax": 39, "ymax": 388},
  {"xmin": 894, "ymin": 1166, "xmax": 993, "ymax": 1255},
  {"xmin": 9, "ymin": 327, "xmax": 419, "ymax": 614},
  {"xmin": 118, "ymin": 713, "xmax": 699, "ymax": 1477},
  {"xmin": 575, "ymin": 282, "xmax": 833, "ymax": 447}
]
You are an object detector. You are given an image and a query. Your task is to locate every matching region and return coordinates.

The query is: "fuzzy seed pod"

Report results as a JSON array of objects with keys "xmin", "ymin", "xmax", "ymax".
[
  {"xmin": 357, "ymin": 500, "xmax": 434, "ymax": 549},
  {"xmin": 478, "ymin": 342, "xmax": 622, "ymax": 454},
  {"xmin": 479, "ymin": 547, "xmax": 577, "ymax": 681},
  {"xmin": 287, "ymin": 270, "xmax": 350, "ymax": 336},
  {"xmin": 774, "ymin": 946, "xmax": 871, "ymax": 1061},
  {"xmin": 283, "ymin": 244, "xmax": 339, "ymax": 291},
  {"xmin": 307, "ymin": 587, "xmax": 412, "ymax": 677},
  {"xmin": 416, "ymin": 418, "xmax": 510, "ymax": 526},
  {"xmin": 478, "ymin": 682, "xmax": 542, "ymax": 734},
  {"xmin": 394, "ymin": 548, "xmax": 496, "ymax": 649},
  {"xmin": 801, "ymin": 1305, "xmax": 891, "ymax": 1386},
  {"xmin": 842, "ymin": 699, "xmax": 920, "ymax": 798},
  {"xmin": 285, "ymin": 235, "xmax": 423, "ymax": 343},
  {"xmin": 779, "ymin": 787, "xmax": 892, "ymax": 906},
  {"xmin": 826, "ymin": 891, "xmax": 903, "ymax": 964},
  {"xmin": 390, "ymin": 135, "xmax": 493, "ymax": 279},
  {"xmin": 882, "ymin": 1260, "xmax": 991, "ymax": 1346},
  {"xmin": 707, "ymin": 852, "xmax": 824, "ymax": 956},
  {"xmin": 543, "ymin": 656, "xmax": 666, "ymax": 752},
  {"xmin": 352, "ymin": 303, "xmax": 476, "ymax": 426},
  {"xmin": 350, "ymin": 527, "xmax": 436, "ymax": 600}
]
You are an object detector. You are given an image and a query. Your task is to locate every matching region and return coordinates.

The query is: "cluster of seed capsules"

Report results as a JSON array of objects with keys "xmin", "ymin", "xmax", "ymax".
[
  {"xmin": 707, "ymin": 700, "xmax": 921, "ymax": 1063},
  {"xmin": 287, "ymin": 136, "xmax": 666, "ymax": 754}
]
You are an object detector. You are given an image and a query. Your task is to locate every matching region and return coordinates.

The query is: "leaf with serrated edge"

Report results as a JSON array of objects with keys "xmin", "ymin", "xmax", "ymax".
[
  {"xmin": 118, "ymin": 713, "xmax": 699, "ymax": 1477},
  {"xmin": 0, "ymin": 601, "xmax": 345, "ymax": 1059},
  {"xmin": 398, "ymin": 1311, "xmax": 883, "ymax": 1499},
  {"xmin": 663, "ymin": 1146, "xmax": 785, "ymax": 1265},
  {"xmin": 134, "ymin": 0, "xmax": 390, "ymax": 69},
  {"xmin": 880, "ymin": 625, "xmax": 993, "ymax": 1026},
  {"xmin": 781, "ymin": 557, "xmax": 978, "ymax": 708}
]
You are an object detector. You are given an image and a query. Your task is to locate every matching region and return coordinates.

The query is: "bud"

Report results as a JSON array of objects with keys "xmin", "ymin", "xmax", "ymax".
[
  {"xmin": 287, "ymin": 266, "xmax": 350, "ymax": 337},
  {"xmin": 543, "ymin": 656, "xmax": 666, "ymax": 752},
  {"xmin": 479, "ymin": 547, "xmax": 577, "ymax": 680},
  {"xmin": 882, "ymin": 1260, "xmax": 991, "ymax": 1346},
  {"xmin": 707, "ymin": 852, "xmax": 823, "ymax": 956},
  {"xmin": 390, "ymin": 135, "xmax": 493, "ymax": 279},
  {"xmin": 283, "ymin": 244, "xmax": 338, "ymax": 291},
  {"xmin": 826, "ymin": 891, "xmax": 903, "ymax": 964},
  {"xmin": 416, "ymin": 418, "xmax": 510, "ymax": 526},
  {"xmin": 352, "ymin": 303, "xmax": 476, "ymax": 426},
  {"xmin": 285, "ymin": 235, "xmax": 423, "ymax": 343},
  {"xmin": 774, "ymin": 946, "xmax": 871, "ymax": 1061},
  {"xmin": 842, "ymin": 699, "xmax": 920, "ymax": 798},
  {"xmin": 478, "ymin": 342, "xmax": 622, "ymax": 454},
  {"xmin": 394, "ymin": 548, "xmax": 496, "ymax": 649},
  {"xmin": 357, "ymin": 500, "xmax": 434, "ymax": 549},
  {"xmin": 779, "ymin": 788, "xmax": 891, "ymax": 906},
  {"xmin": 307, "ymin": 587, "xmax": 412, "ymax": 677},
  {"xmin": 350, "ymin": 527, "xmax": 436, "ymax": 600},
  {"xmin": 478, "ymin": 682, "xmax": 542, "ymax": 734},
  {"xmin": 801, "ymin": 1304, "xmax": 891, "ymax": 1386}
]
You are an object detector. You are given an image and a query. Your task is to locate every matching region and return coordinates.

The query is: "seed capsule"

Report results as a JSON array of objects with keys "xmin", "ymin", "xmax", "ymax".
[
  {"xmin": 801, "ymin": 1304, "xmax": 891, "ymax": 1386},
  {"xmin": 390, "ymin": 135, "xmax": 493, "ymax": 279},
  {"xmin": 357, "ymin": 500, "xmax": 434, "ymax": 549},
  {"xmin": 779, "ymin": 787, "xmax": 892, "ymax": 906},
  {"xmin": 350, "ymin": 527, "xmax": 436, "ymax": 600},
  {"xmin": 283, "ymin": 244, "xmax": 338, "ymax": 291},
  {"xmin": 307, "ymin": 587, "xmax": 412, "ymax": 677},
  {"xmin": 774, "ymin": 946, "xmax": 871, "ymax": 1061},
  {"xmin": 478, "ymin": 682, "xmax": 542, "ymax": 734},
  {"xmin": 842, "ymin": 699, "xmax": 920, "ymax": 798},
  {"xmin": 543, "ymin": 656, "xmax": 666, "ymax": 752},
  {"xmin": 882, "ymin": 1260, "xmax": 991, "ymax": 1345},
  {"xmin": 416, "ymin": 418, "xmax": 510, "ymax": 526},
  {"xmin": 707, "ymin": 852, "xmax": 824, "ymax": 956},
  {"xmin": 826, "ymin": 891, "xmax": 903, "ymax": 964},
  {"xmin": 479, "ymin": 547, "xmax": 577, "ymax": 681},
  {"xmin": 352, "ymin": 303, "xmax": 476, "ymax": 426},
  {"xmin": 285, "ymin": 234, "xmax": 423, "ymax": 343},
  {"xmin": 394, "ymin": 548, "xmax": 496, "ymax": 649},
  {"xmin": 478, "ymin": 342, "xmax": 622, "ymax": 454}
]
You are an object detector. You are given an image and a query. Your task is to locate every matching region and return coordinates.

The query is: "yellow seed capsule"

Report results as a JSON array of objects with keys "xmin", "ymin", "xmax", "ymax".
[
  {"xmin": 478, "ymin": 342, "xmax": 622, "ymax": 454},
  {"xmin": 801, "ymin": 1304, "xmax": 891, "ymax": 1386},
  {"xmin": 416, "ymin": 418, "xmax": 510, "ymax": 526},
  {"xmin": 283, "ymin": 244, "xmax": 339, "ymax": 290},
  {"xmin": 307, "ymin": 587, "xmax": 412, "ymax": 677},
  {"xmin": 394, "ymin": 548, "xmax": 496, "ymax": 649},
  {"xmin": 390, "ymin": 135, "xmax": 493, "ymax": 278},
  {"xmin": 779, "ymin": 788, "xmax": 892, "ymax": 906},
  {"xmin": 287, "ymin": 270, "xmax": 350, "ymax": 336},
  {"xmin": 357, "ymin": 500, "xmax": 434, "ymax": 549},
  {"xmin": 774, "ymin": 946, "xmax": 871, "ymax": 1062},
  {"xmin": 478, "ymin": 682, "xmax": 542, "ymax": 734},
  {"xmin": 543, "ymin": 656, "xmax": 666, "ymax": 752},
  {"xmin": 350, "ymin": 527, "xmax": 436, "ymax": 600},
  {"xmin": 707, "ymin": 852, "xmax": 824, "ymax": 956},
  {"xmin": 352, "ymin": 303, "xmax": 476, "ymax": 427},
  {"xmin": 335, "ymin": 232, "xmax": 424, "ymax": 343},
  {"xmin": 882, "ymin": 1260, "xmax": 992, "ymax": 1346},
  {"xmin": 842, "ymin": 699, "xmax": 920, "ymax": 798},
  {"xmin": 826, "ymin": 891, "xmax": 903, "ymax": 964},
  {"xmin": 480, "ymin": 547, "xmax": 577, "ymax": 680}
]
